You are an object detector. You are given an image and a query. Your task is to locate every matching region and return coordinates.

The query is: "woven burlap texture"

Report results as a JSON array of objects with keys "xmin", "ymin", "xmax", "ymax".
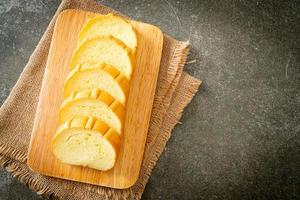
[{"xmin": 0, "ymin": 0, "xmax": 201, "ymax": 199}]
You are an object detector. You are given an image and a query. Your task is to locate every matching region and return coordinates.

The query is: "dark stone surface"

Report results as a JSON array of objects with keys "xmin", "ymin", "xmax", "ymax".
[{"xmin": 0, "ymin": 0, "xmax": 299, "ymax": 199}]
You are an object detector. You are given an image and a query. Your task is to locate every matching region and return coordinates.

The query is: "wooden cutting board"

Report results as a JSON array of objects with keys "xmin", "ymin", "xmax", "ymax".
[{"xmin": 27, "ymin": 9, "xmax": 163, "ymax": 189}]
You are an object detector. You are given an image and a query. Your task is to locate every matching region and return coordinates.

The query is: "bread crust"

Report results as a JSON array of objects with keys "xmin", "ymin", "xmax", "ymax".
[
  {"xmin": 52, "ymin": 116, "xmax": 120, "ymax": 171},
  {"xmin": 64, "ymin": 63, "xmax": 130, "ymax": 104},
  {"xmin": 78, "ymin": 14, "xmax": 137, "ymax": 53},
  {"xmin": 69, "ymin": 36, "xmax": 135, "ymax": 78},
  {"xmin": 59, "ymin": 88, "xmax": 125, "ymax": 134}
]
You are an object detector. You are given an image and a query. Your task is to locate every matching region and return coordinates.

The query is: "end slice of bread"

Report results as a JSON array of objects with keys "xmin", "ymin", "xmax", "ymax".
[
  {"xmin": 64, "ymin": 63, "xmax": 129, "ymax": 104},
  {"xmin": 79, "ymin": 14, "xmax": 137, "ymax": 53},
  {"xmin": 52, "ymin": 116, "xmax": 120, "ymax": 171},
  {"xmin": 59, "ymin": 88, "xmax": 125, "ymax": 134},
  {"xmin": 69, "ymin": 36, "xmax": 135, "ymax": 79}
]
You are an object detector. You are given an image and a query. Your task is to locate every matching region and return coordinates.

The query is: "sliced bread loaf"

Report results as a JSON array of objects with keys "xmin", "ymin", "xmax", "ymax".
[
  {"xmin": 59, "ymin": 88, "xmax": 125, "ymax": 134},
  {"xmin": 64, "ymin": 63, "xmax": 129, "ymax": 104},
  {"xmin": 52, "ymin": 116, "xmax": 120, "ymax": 171},
  {"xmin": 79, "ymin": 14, "xmax": 137, "ymax": 53},
  {"xmin": 69, "ymin": 36, "xmax": 135, "ymax": 78}
]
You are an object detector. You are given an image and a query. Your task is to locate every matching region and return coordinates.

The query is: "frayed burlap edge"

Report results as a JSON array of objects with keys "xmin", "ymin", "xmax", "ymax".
[
  {"xmin": 0, "ymin": 155, "xmax": 54, "ymax": 199},
  {"xmin": 0, "ymin": 145, "xmax": 27, "ymax": 162}
]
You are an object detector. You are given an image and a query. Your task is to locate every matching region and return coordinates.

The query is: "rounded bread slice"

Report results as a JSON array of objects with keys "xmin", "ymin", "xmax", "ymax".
[
  {"xmin": 79, "ymin": 14, "xmax": 137, "ymax": 53},
  {"xmin": 64, "ymin": 63, "xmax": 129, "ymax": 104},
  {"xmin": 52, "ymin": 116, "xmax": 120, "ymax": 171},
  {"xmin": 59, "ymin": 88, "xmax": 125, "ymax": 134},
  {"xmin": 69, "ymin": 36, "xmax": 135, "ymax": 79}
]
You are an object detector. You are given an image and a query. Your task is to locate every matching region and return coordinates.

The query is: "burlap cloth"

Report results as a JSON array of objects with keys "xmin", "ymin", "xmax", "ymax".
[{"xmin": 0, "ymin": 0, "xmax": 201, "ymax": 199}]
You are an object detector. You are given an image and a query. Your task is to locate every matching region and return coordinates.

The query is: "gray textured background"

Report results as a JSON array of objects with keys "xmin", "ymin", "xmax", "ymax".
[{"xmin": 0, "ymin": 0, "xmax": 299, "ymax": 200}]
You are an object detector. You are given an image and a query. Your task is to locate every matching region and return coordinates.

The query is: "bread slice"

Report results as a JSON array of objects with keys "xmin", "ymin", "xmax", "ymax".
[
  {"xmin": 59, "ymin": 88, "xmax": 125, "ymax": 134},
  {"xmin": 64, "ymin": 63, "xmax": 129, "ymax": 104},
  {"xmin": 52, "ymin": 116, "xmax": 120, "ymax": 171},
  {"xmin": 69, "ymin": 36, "xmax": 135, "ymax": 78},
  {"xmin": 79, "ymin": 14, "xmax": 137, "ymax": 53}
]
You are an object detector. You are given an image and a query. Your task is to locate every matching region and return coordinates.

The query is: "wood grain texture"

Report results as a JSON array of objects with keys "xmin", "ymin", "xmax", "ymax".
[{"xmin": 27, "ymin": 9, "xmax": 163, "ymax": 189}]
